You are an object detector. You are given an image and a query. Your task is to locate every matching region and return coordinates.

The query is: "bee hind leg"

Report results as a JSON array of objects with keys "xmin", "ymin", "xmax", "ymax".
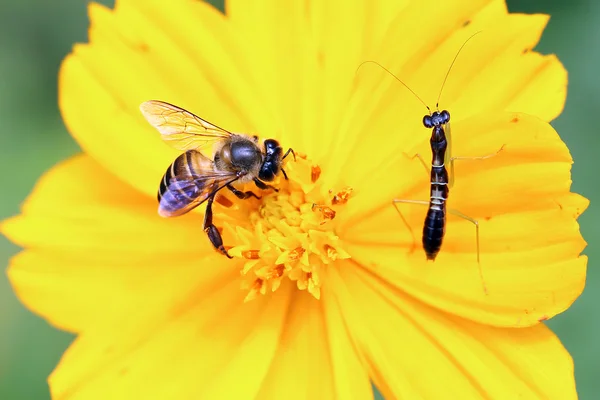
[
  {"xmin": 204, "ymin": 195, "xmax": 233, "ymax": 259},
  {"xmin": 226, "ymin": 184, "xmax": 261, "ymax": 200}
]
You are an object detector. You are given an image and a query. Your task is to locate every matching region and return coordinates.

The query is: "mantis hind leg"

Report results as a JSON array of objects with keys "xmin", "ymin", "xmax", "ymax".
[
  {"xmin": 392, "ymin": 198, "xmax": 488, "ymax": 295},
  {"xmin": 392, "ymin": 199, "xmax": 430, "ymax": 254},
  {"xmin": 446, "ymin": 207, "xmax": 487, "ymax": 295}
]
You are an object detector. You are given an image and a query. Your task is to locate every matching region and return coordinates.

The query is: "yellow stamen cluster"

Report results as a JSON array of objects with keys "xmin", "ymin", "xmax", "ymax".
[{"xmin": 227, "ymin": 158, "xmax": 352, "ymax": 302}]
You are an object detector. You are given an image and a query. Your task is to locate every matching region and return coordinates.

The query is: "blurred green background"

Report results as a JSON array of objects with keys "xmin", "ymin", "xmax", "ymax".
[{"xmin": 0, "ymin": 0, "xmax": 597, "ymax": 398}]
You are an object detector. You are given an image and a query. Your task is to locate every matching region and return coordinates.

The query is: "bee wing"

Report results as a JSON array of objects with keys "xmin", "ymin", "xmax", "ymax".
[
  {"xmin": 140, "ymin": 100, "xmax": 234, "ymax": 151},
  {"xmin": 158, "ymin": 171, "xmax": 240, "ymax": 217}
]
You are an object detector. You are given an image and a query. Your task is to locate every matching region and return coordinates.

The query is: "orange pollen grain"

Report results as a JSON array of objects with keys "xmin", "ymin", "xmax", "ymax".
[
  {"xmin": 312, "ymin": 204, "xmax": 336, "ymax": 223},
  {"xmin": 268, "ymin": 264, "xmax": 285, "ymax": 279},
  {"xmin": 324, "ymin": 244, "xmax": 338, "ymax": 259},
  {"xmin": 231, "ymin": 156, "xmax": 352, "ymax": 301},
  {"xmin": 332, "ymin": 187, "xmax": 353, "ymax": 205},
  {"xmin": 289, "ymin": 247, "xmax": 306, "ymax": 261},
  {"xmin": 252, "ymin": 278, "xmax": 264, "ymax": 291},
  {"xmin": 311, "ymin": 165, "xmax": 322, "ymax": 183},
  {"xmin": 242, "ymin": 249, "xmax": 260, "ymax": 260}
]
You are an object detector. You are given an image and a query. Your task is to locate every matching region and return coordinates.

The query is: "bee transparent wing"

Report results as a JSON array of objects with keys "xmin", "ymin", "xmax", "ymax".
[
  {"xmin": 158, "ymin": 171, "xmax": 239, "ymax": 217},
  {"xmin": 140, "ymin": 100, "xmax": 234, "ymax": 151}
]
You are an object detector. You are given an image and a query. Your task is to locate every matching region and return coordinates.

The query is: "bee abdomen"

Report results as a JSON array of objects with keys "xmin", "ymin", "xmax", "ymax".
[{"xmin": 158, "ymin": 150, "xmax": 208, "ymax": 217}]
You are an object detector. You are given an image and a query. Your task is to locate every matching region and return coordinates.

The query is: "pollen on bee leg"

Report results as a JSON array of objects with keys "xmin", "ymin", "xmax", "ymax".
[{"xmin": 228, "ymin": 156, "xmax": 352, "ymax": 301}]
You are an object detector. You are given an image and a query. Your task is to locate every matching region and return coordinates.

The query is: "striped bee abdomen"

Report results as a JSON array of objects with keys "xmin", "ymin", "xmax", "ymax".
[{"xmin": 157, "ymin": 150, "xmax": 216, "ymax": 217}]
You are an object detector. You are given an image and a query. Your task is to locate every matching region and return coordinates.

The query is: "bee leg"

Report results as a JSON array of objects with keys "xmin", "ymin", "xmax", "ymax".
[
  {"xmin": 281, "ymin": 168, "xmax": 289, "ymax": 180},
  {"xmin": 253, "ymin": 177, "xmax": 279, "ymax": 192},
  {"xmin": 226, "ymin": 184, "xmax": 261, "ymax": 200},
  {"xmin": 204, "ymin": 195, "xmax": 233, "ymax": 259},
  {"xmin": 282, "ymin": 147, "xmax": 296, "ymax": 161}
]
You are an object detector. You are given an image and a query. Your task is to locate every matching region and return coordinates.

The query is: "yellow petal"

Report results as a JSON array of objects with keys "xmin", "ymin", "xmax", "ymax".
[
  {"xmin": 338, "ymin": 113, "xmax": 587, "ymax": 326},
  {"xmin": 321, "ymin": 286, "xmax": 374, "ymax": 399},
  {"xmin": 330, "ymin": 266, "xmax": 577, "ymax": 399},
  {"xmin": 226, "ymin": 0, "xmax": 315, "ymax": 157},
  {"xmin": 226, "ymin": 0, "xmax": 374, "ymax": 166},
  {"xmin": 2, "ymin": 155, "xmax": 206, "ymax": 253},
  {"xmin": 326, "ymin": 0, "xmax": 565, "ymax": 186},
  {"xmin": 255, "ymin": 290, "xmax": 372, "ymax": 399},
  {"xmin": 340, "ymin": 112, "xmax": 579, "ymax": 227},
  {"xmin": 1, "ymin": 155, "xmax": 234, "ymax": 332},
  {"xmin": 376, "ymin": 1, "xmax": 564, "ymax": 122},
  {"xmin": 59, "ymin": 1, "xmax": 271, "ymax": 197},
  {"xmin": 361, "ymin": 1, "xmax": 410, "ymax": 53},
  {"xmin": 8, "ymin": 2, "xmax": 582, "ymax": 399},
  {"xmin": 49, "ymin": 281, "xmax": 292, "ymax": 399}
]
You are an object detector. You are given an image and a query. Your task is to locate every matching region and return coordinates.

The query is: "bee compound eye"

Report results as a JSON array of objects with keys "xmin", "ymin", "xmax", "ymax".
[{"xmin": 263, "ymin": 139, "xmax": 280, "ymax": 155}]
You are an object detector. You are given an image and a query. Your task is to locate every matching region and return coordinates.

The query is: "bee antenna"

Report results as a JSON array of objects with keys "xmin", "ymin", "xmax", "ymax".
[
  {"xmin": 356, "ymin": 60, "xmax": 431, "ymax": 115},
  {"xmin": 436, "ymin": 30, "xmax": 483, "ymax": 109}
]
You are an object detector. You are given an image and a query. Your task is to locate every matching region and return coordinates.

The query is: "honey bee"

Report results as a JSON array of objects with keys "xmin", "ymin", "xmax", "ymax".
[{"xmin": 139, "ymin": 100, "xmax": 295, "ymax": 258}]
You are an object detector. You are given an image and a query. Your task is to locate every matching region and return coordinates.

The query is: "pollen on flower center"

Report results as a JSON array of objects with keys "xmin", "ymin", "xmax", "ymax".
[{"xmin": 226, "ymin": 157, "xmax": 352, "ymax": 302}]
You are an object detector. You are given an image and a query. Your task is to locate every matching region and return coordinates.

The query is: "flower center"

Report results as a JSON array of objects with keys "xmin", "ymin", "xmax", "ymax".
[{"xmin": 226, "ymin": 156, "xmax": 352, "ymax": 302}]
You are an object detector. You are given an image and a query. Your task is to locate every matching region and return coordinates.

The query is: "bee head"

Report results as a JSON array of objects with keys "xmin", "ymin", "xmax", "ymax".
[{"xmin": 259, "ymin": 139, "xmax": 283, "ymax": 181}]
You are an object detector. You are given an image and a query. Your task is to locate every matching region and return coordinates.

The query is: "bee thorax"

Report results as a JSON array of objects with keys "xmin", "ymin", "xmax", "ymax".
[{"xmin": 229, "ymin": 141, "xmax": 262, "ymax": 170}]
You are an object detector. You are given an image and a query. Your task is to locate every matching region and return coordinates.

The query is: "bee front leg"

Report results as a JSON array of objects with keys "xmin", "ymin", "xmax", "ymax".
[
  {"xmin": 226, "ymin": 184, "xmax": 261, "ymax": 200},
  {"xmin": 253, "ymin": 177, "xmax": 279, "ymax": 192},
  {"xmin": 282, "ymin": 147, "xmax": 296, "ymax": 161},
  {"xmin": 204, "ymin": 195, "xmax": 233, "ymax": 259}
]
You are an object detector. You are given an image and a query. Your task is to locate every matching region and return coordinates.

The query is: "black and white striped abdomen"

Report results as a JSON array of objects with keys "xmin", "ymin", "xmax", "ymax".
[
  {"xmin": 423, "ymin": 169, "xmax": 449, "ymax": 260},
  {"xmin": 423, "ymin": 204, "xmax": 446, "ymax": 260}
]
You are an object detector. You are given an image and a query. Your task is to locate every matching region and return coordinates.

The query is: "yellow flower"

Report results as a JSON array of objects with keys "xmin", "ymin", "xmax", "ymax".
[{"xmin": 1, "ymin": 0, "xmax": 588, "ymax": 398}]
